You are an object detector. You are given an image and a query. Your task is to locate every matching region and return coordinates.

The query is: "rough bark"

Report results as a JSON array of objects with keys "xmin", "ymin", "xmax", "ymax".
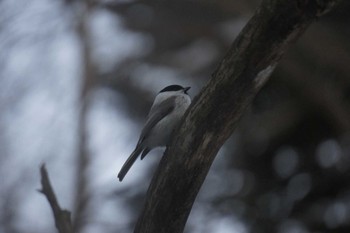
[{"xmin": 134, "ymin": 0, "xmax": 341, "ymax": 233}]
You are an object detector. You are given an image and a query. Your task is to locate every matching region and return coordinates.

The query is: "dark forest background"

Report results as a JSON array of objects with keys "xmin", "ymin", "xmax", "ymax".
[{"xmin": 0, "ymin": 0, "xmax": 349, "ymax": 233}]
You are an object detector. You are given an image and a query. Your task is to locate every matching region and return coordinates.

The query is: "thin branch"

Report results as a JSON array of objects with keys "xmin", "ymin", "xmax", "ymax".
[
  {"xmin": 39, "ymin": 164, "xmax": 73, "ymax": 233},
  {"xmin": 73, "ymin": 1, "xmax": 96, "ymax": 232},
  {"xmin": 134, "ymin": 0, "xmax": 342, "ymax": 233}
]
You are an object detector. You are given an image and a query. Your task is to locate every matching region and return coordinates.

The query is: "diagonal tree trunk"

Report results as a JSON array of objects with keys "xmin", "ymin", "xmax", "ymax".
[{"xmin": 134, "ymin": 0, "xmax": 341, "ymax": 233}]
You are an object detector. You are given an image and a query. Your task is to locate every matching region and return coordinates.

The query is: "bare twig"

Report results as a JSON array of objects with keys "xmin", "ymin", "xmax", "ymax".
[{"xmin": 39, "ymin": 164, "xmax": 73, "ymax": 233}]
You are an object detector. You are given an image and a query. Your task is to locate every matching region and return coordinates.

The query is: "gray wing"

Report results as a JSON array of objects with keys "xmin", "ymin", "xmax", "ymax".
[{"xmin": 136, "ymin": 96, "xmax": 176, "ymax": 146}]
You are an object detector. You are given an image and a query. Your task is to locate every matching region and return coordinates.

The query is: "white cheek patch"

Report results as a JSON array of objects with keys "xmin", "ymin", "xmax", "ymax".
[{"xmin": 254, "ymin": 65, "xmax": 276, "ymax": 89}]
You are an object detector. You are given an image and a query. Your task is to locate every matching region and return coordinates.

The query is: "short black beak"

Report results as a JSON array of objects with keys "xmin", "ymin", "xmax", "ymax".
[{"xmin": 184, "ymin": 86, "xmax": 191, "ymax": 94}]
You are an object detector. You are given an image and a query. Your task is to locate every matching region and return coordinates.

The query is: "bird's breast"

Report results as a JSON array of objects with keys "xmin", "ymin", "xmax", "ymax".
[{"xmin": 145, "ymin": 95, "xmax": 191, "ymax": 148}]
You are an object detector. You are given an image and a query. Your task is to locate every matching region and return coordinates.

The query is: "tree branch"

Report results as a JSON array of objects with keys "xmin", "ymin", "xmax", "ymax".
[
  {"xmin": 71, "ymin": 1, "xmax": 97, "ymax": 232},
  {"xmin": 39, "ymin": 164, "xmax": 73, "ymax": 233},
  {"xmin": 134, "ymin": 0, "xmax": 341, "ymax": 233}
]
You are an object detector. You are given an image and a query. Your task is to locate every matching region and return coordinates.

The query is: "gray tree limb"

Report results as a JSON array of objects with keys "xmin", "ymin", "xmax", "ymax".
[
  {"xmin": 71, "ymin": 1, "xmax": 97, "ymax": 232},
  {"xmin": 39, "ymin": 164, "xmax": 73, "ymax": 233},
  {"xmin": 134, "ymin": 0, "xmax": 341, "ymax": 233}
]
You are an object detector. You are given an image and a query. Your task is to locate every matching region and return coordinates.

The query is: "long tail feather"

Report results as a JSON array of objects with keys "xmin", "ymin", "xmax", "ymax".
[{"xmin": 118, "ymin": 147, "xmax": 143, "ymax": 181}]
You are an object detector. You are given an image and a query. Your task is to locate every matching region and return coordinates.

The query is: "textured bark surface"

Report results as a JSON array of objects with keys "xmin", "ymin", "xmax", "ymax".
[{"xmin": 134, "ymin": 0, "xmax": 341, "ymax": 233}]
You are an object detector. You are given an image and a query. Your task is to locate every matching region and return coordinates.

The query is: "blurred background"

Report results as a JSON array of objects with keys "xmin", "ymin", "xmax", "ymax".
[{"xmin": 1, "ymin": 0, "xmax": 350, "ymax": 233}]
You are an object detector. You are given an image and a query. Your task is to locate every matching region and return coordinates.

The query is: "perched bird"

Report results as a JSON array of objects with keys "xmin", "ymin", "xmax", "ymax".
[{"xmin": 118, "ymin": 85, "xmax": 191, "ymax": 181}]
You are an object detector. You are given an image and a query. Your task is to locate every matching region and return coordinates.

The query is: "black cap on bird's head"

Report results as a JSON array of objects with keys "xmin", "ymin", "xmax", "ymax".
[{"xmin": 159, "ymin": 85, "xmax": 191, "ymax": 94}]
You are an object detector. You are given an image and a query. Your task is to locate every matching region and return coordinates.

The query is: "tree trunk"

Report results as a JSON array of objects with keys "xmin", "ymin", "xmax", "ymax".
[{"xmin": 134, "ymin": 0, "xmax": 341, "ymax": 233}]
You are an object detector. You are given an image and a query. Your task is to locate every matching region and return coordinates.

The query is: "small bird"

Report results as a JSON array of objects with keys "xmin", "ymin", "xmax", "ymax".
[{"xmin": 118, "ymin": 85, "xmax": 191, "ymax": 181}]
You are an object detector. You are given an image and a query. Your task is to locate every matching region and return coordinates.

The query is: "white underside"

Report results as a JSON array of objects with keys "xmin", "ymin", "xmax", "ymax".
[{"xmin": 143, "ymin": 92, "xmax": 191, "ymax": 148}]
